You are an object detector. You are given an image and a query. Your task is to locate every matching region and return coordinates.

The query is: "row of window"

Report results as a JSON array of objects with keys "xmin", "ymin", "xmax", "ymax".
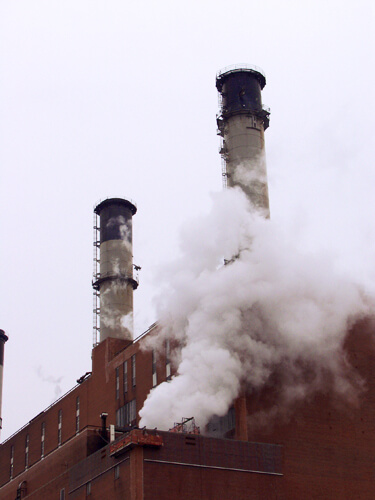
[
  {"xmin": 9, "ymin": 396, "xmax": 80, "ymax": 479},
  {"xmin": 153, "ymin": 342, "xmax": 172, "ymax": 387},
  {"xmin": 116, "ymin": 399, "xmax": 137, "ymax": 428},
  {"xmin": 115, "ymin": 345, "xmax": 172, "ymax": 399},
  {"xmin": 115, "ymin": 355, "xmax": 136, "ymax": 400}
]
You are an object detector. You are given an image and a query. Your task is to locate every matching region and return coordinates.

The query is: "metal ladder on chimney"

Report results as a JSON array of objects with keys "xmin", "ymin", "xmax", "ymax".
[
  {"xmin": 92, "ymin": 212, "xmax": 100, "ymax": 347},
  {"xmin": 217, "ymin": 92, "xmax": 228, "ymax": 189}
]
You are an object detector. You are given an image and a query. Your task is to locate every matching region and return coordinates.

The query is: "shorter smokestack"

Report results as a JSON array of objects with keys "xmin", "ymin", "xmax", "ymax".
[
  {"xmin": 216, "ymin": 64, "xmax": 270, "ymax": 216},
  {"xmin": 93, "ymin": 198, "xmax": 138, "ymax": 342},
  {"xmin": 0, "ymin": 329, "xmax": 9, "ymax": 435}
]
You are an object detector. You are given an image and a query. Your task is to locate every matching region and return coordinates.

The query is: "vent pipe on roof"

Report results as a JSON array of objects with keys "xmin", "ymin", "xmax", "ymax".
[
  {"xmin": 216, "ymin": 65, "xmax": 270, "ymax": 217},
  {"xmin": 0, "ymin": 329, "xmax": 8, "ymax": 437}
]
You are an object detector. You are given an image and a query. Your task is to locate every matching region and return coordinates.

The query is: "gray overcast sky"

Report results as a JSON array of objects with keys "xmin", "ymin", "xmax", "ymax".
[{"xmin": 1, "ymin": 0, "xmax": 374, "ymax": 440}]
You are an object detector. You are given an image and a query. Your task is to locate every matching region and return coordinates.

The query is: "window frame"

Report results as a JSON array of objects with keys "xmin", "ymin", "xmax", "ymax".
[
  {"xmin": 114, "ymin": 464, "xmax": 120, "ymax": 480},
  {"xmin": 131, "ymin": 355, "xmax": 136, "ymax": 387},
  {"xmin": 123, "ymin": 361, "xmax": 128, "ymax": 394},
  {"xmin": 41, "ymin": 422, "xmax": 45, "ymax": 458},
  {"xmin": 25, "ymin": 433, "xmax": 29, "ymax": 469},
  {"xmin": 166, "ymin": 339, "xmax": 171, "ymax": 380},
  {"xmin": 58, "ymin": 409, "xmax": 62, "ymax": 446},
  {"xmin": 76, "ymin": 396, "xmax": 80, "ymax": 434},
  {"xmin": 10, "ymin": 445, "xmax": 14, "ymax": 479},
  {"xmin": 152, "ymin": 350, "xmax": 157, "ymax": 387},
  {"xmin": 115, "ymin": 366, "xmax": 120, "ymax": 400}
]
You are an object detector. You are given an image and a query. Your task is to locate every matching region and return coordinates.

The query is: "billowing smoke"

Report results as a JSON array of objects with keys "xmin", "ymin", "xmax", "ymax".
[
  {"xmin": 139, "ymin": 187, "xmax": 372, "ymax": 431},
  {"xmin": 232, "ymin": 153, "xmax": 268, "ymax": 187},
  {"xmin": 121, "ymin": 311, "xmax": 134, "ymax": 335}
]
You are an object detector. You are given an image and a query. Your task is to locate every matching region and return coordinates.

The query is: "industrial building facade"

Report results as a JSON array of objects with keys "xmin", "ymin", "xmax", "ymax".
[
  {"xmin": 0, "ymin": 331, "xmax": 284, "ymax": 499},
  {"xmin": 1, "ymin": 320, "xmax": 375, "ymax": 499},
  {"xmin": 1, "ymin": 66, "xmax": 375, "ymax": 499}
]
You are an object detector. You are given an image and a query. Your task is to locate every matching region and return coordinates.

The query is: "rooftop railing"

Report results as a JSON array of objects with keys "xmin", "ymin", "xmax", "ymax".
[{"xmin": 216, "ymin": 63, "xmax": 266, "ymax": 80}]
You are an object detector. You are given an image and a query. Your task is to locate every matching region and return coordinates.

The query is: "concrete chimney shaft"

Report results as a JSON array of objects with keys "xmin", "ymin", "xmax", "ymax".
[
  {"xmin": 0, "ymin": 329, "xmax": 8, "ymax": 434},
  {"xmin": 216, "ymin": 65, "xmax": 270, "ymax": 216},
  {"xmin": 93, "ymin": 198, "xmax": 137, "ymax": 342}
]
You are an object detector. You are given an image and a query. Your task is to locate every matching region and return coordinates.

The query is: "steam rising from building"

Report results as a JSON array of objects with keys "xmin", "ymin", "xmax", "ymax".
[
  {"xmin": 139, "ymin": 189, "xmax": 370, "ymax": 430},
  {"xmin": 138, "ymin": 66, "xmax": 374, "ymax": 431}
]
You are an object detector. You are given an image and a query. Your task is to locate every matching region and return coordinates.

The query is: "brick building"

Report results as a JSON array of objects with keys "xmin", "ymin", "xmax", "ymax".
[
  {"xmin": 0, "ymin": 326, "xmax": 285, "ymax": 499},
  {"xmin": 1, "ymin": 318, "xmax": 375, "ymax": 499}
]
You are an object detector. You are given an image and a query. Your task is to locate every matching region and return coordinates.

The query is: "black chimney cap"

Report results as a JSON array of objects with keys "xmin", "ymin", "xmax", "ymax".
[
  {"xmin": 94, "ymin": 198, "xmax": 137, "ymax": 216},
  {"xmin": 0, "ymin": 330, "xmax": 8, "ymax": 343}
]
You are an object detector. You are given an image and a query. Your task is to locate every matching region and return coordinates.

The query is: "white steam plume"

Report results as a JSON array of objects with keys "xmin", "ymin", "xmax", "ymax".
[
  {"xmin": 232, "ymin": 152, "xmax": 268, "ymax": 186},
  {"xmin": 36, "ymin": 366, "xmax": 63, "ymax": 401},
  {"xmin": 121, "ymin": 312, "xmax": 134, "ymax": 335},
  {"xmin": 139, "ymin": 188, "xmax": 372, "ymax": 431}
]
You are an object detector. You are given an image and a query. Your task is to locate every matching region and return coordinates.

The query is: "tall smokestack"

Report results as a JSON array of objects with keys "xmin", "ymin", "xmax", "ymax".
[
  {"xmin": 0, "ymin": 329, "xmax": 8, "ymax": 436},
  {"xmin": 216, "ymin": 64, "xmax": 270, "ymax": 216},
  {"xmin": 93, "ymin": 198, "xmax": 138, "ymax": 342}
]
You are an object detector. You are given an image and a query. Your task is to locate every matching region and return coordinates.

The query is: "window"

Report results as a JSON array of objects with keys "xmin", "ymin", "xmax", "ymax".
[
  {"xmin": 86, "ymin": 481, "xmax": 91, "ymax": 495},
  {"xmin": 10, "ymin": 445, "xmax": 14, "ymax": 479},
  {"xmin": 131, "ymin": 355, "xmax": 136, "ymax": 387},
  {"xmin": 166, "ymin": 362, "xmax": 171, "ymax": 379},
  {"xmin": 76, "ymin": 396, "xmax": 80, "ymax": 434},
  {"xmin": 25, "ymin": 434, "xmax": 29, "ymax": 469},
  {"xmin": 166, "ymin": 340, "xmax": 171, "ymax": 380},
  {"xmin": 114, "ymin": 464, "xmax": 120, "ymax": 480},
  {"xmin": 60, "ymin": 488, "xmax": 65, "ymax": 500},
  {"xmin": 123, "ymin": 361, "xmax": 128, "ymax": 393},
  {"xmin": 58, "ymin": 409, "xmax": 62, "ymax": 446},
  {"xmin": 130, "ymin": 399, "xmax": 136, "ymax": 422},
  {"xmin": 115, "ymin": 366, "xmax": 120, "ymax": 400},
  {"xmin": 152, "ymin": 350, "xmax": 157, "ymax": 387},
  {"xmin": 41, "ymin": 422, "xmax": 45, "ymax": 458},
  {"xmin": 116, "ymin": 399, "xmax": 136, "ymax": 427}
]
